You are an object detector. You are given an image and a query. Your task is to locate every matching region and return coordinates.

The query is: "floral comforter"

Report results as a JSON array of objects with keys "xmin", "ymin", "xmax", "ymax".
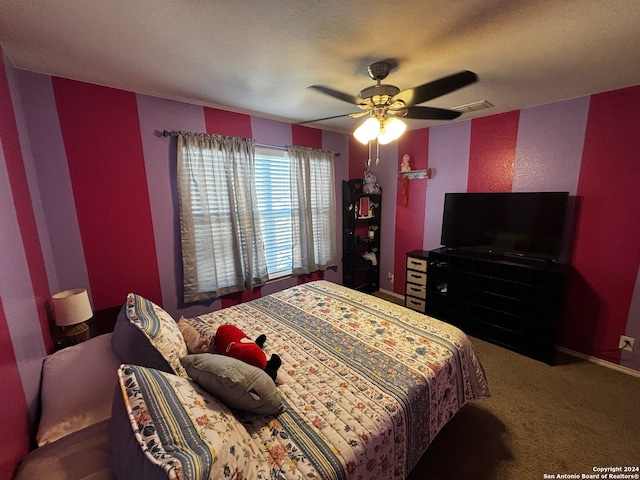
[{"xmin": 188, "ymin": 280, "xmax": 490, "ymax": 479}]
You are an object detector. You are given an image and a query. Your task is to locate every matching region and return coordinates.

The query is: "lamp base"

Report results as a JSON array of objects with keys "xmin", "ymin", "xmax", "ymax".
[{"xmin": 63, "ymin": 322, "xmax": 90, "ymax": 346}]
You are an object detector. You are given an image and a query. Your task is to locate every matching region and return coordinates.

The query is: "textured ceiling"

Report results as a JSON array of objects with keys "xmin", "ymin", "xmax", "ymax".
[{"xmin": 1, "ymin": 0, "xmax": 640, "ymax": 134}]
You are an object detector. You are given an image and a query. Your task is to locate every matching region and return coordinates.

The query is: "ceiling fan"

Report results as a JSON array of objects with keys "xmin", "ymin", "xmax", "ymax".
[{"xmin": 303, "ymin": 61, "xmax": 478, "ymax": 144}]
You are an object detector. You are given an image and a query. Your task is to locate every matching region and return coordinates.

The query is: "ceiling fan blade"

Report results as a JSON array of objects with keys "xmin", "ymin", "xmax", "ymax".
[
  {"xmin": 296, "ymin": 112, "xmax": 362, "ymax": 125},
  {"xmin": 391, "ymin": 70, "xmax": 478, "ymax": 107},
  {"xmin": 308, "ymin": 85, "xmax": 362, "ymax": 105},
  {"xmin": 399, "ymin": 106, "xmax": 462, "ymax": 120}
]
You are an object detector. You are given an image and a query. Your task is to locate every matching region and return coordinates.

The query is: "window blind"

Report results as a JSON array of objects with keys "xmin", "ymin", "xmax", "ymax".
[{"xmin": 255, "ymin": 147, "xmax": 293, "ymax": 279}]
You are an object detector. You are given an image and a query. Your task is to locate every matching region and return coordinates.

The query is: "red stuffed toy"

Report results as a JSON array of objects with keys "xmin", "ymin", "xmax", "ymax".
[{"xmin": 215, "ymin": 324, "xmax": 281, "ymax": 381}]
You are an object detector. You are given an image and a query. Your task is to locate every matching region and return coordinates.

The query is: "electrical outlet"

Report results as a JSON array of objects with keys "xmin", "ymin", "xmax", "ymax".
[
  {"xmin": 387, "ymin": 273, "xmax": 394, "ymax": 283},
  {"xmin": 619, "ymin": 335, "xmax": 635, "ymax": 352}
]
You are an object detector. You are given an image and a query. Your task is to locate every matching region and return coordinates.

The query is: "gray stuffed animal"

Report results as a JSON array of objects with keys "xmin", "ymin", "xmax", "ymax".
[{"xmin": 362, "ymin": 169, "xmax": 381, "ymax": 194}]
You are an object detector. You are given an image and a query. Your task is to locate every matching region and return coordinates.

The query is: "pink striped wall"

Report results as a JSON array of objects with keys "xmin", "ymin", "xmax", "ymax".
[
  {"xmin": 205, "ymin": 107, "xmax": 253, "ymax": 137},
  {"xmin": 387, "ymin": 94, "xmax": 640, "ymax": 375},
  {"xmin": 53, "ymin": 79, "xmax": 164, "ymax": 310},
  {"xmin": 468, "ymin": 112, "xmax": 519, "ymax": 192},
  {"xmin": 393, "ymin": 129, "xmax": 429, "ymax": 294},
  {"xmin": 2, "ymin": 43, "xmax": 640, "ymax": 475},
  {"xmin": 565, "ymin": 87, "xmax": 640, "ymax": 366},
  {"xmin": 0, "ymin": 58, "xmax": 348, "ymax": 476}
]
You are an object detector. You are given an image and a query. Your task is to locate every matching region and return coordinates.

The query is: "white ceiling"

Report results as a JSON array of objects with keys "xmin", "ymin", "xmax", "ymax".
[{"xmin": 1, "ymin": 0, "xmax": 640, "ymax": 134}]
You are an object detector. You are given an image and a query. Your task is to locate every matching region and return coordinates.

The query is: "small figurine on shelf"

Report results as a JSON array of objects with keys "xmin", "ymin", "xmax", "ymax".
[
  {"xmin": 400, "ymin": 154, "xmax": 412, "ymax": 172},
  {"xmin": 368, "ymin": 225, "xmax": 378, "ymax": 239}
]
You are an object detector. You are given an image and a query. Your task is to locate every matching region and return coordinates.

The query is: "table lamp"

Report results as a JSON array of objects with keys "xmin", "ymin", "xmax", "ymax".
[{"xmin": 51, "ymin": 288, "xmax": 93, "ymax": 345}]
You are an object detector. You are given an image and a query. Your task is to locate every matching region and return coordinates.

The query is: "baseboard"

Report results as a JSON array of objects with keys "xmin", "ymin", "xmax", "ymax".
[
  {"xmin": 378, "ymin": 288, "xmax": 405, "ymax": 302},
  {"xmin": 557, "ymin": 346, "xmax": 640, "ymax": 378}
]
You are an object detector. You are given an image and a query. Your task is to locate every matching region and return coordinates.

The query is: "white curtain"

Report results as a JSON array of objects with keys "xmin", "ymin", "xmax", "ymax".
[
  {"xmin": 287, "ymin": 146, "xmax": 338, "ymax": 274},
  {"xmin": 177, "ymin": 132, "xmax": 268, "ymax": 302}
]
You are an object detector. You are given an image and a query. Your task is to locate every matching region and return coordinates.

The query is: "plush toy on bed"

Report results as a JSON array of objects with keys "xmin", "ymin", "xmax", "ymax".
[{"xmin": 215, "ymin": 324, "xmax": 281, "ymax": 381}]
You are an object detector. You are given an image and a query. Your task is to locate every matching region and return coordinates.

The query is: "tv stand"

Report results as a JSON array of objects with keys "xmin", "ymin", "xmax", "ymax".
[
  {"xmin": 501, "ymin": 251, "xmax": 557, "ymax": 265},
  {"xmin": 425, "ymin": 247, "xmax": 570, "ymax": 364}
]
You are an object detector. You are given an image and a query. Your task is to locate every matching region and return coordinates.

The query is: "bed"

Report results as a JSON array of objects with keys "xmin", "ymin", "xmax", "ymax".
[{"xmin": 16, "ymin": 280, "xmax": 489, "ymax": 480}]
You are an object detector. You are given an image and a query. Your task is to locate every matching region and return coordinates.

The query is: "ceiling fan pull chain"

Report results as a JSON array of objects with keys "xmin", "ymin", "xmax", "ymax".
[
  {"xmin": 376, "ymin": 139, "xmax": 380, "ymax": 165},
  {"xmin": 367, "ymin": 141, "xmax": 372, "ymax": 166}
]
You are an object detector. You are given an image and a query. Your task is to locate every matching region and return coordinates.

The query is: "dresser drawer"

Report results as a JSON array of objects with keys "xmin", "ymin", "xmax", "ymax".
[
  {"xmin": 406, "ymin": 283, "xmax": 426, "ymax": 299},
  {"xmin": 406, "ymin": 270, "xmax": 427, "ymax": 286},
  {"xmin": 406, "ymin": 256, "xmax": 428, "ymax": 272},
  {"xmin": 405, "ymin": 296, "xmax": 426, "ymax": 313}
]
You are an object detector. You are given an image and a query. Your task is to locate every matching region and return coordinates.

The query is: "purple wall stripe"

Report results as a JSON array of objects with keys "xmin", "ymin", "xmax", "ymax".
[
  {"xmin": 250, "ymin": 116, "xmax": 292, "ymax": 146},
  {"xmin": 424, "ymin": 121, "xmax": 472, "ymax": 251},
  {"xmin": 16, "ymin": 71, "xmax": 91, "ymax": 296},
  {"xmin": 514, "ymin": 97, "xmax": 590, "ymax": 194},
  {"xmin": 376, "ymin": 142, "xmax": 398, "ymax": 292},
  {"xmin": 0, "ymin": 137, "xmax": 46, "ymax": 422},
  {"xmin": 321, "ymin": 129, "xmax": 350, "ymax": 286},
  {"xmin": 135, "ymin": 93, "xmax": 212, "ymax": 318},
  {"xmin": 6, "ymin": 70, "xmax": 57, "ymax": 296}
]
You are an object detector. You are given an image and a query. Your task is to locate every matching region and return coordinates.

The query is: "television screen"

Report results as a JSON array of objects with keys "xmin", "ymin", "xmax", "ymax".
[{"xmin": 440, "ymin": 192, "xmax": 569, "ymax": 261}]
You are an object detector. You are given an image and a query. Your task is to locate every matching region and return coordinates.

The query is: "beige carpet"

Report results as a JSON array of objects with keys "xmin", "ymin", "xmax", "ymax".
[{"xmin": 371, "ymin": 291, "xmax": 640, "ymax": 479}]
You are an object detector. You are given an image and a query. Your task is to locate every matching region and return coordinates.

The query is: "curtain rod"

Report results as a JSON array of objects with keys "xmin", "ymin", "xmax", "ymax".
[{"xmin": 160, "ymin": 129, "xmax": 340, "ymax": 156}]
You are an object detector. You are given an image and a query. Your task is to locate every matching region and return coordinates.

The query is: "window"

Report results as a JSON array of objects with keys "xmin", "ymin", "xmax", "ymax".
[
  {"xmin": 254, "ymin": 147, "xmax": 293, "ymax": 279},
  {"xmin": 255, "ymin": 146, "xmax": 338, "ymax": 280},
  {"xmin": 177, "ymin": 134, "xmax": 337, "ymax": 302}
]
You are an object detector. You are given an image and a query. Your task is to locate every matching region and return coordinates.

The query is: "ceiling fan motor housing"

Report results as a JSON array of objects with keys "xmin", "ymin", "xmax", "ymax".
[{"xmin": 358, "ymin": 84, "xmax": 401, "ymax": 106}]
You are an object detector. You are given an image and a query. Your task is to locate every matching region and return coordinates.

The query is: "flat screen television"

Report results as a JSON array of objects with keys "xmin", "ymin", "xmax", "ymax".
[{"xmin": 440, "ymin": 192, "xmax": 570, "ymax": 262}]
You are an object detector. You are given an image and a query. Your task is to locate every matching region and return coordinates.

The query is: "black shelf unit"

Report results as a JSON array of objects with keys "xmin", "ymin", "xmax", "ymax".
[
  {"xmin": 342, "ymin": 179, "xmax": 381, "ymax": 293},
  {"xmin": 425, "ymin": 247, "xmax": 570, "ymax": 364}
]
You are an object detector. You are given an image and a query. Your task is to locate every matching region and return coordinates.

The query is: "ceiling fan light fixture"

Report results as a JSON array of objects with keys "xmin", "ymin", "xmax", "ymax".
[
  {"xmin": 354, "ymin": 116, "xmax": 381, "ymax": 144},
  {"xmin": 377, "ymin": 117, "xmax": 407, "ymax": 145}
]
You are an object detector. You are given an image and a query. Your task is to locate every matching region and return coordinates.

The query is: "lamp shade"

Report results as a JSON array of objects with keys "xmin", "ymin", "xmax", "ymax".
[
  {"xmin": 52, "ymin": 288, "xmax": 93, "ymax": 327},
  {"xmin": 354, "ymin": 117, "xmax": 381, "ymax": 144},
  {"xmin": 378, "ymin": 117, "xmax": 407, "ymax": 145}
]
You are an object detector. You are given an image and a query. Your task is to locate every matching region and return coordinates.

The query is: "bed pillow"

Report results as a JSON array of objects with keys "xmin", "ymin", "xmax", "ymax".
[
  {"xmin": 180, "ymin": 354, "xmax": 285, "ymax": 415},
  {"xmin": 111, "ymin": 293, "xmax": 188, "ymax": 377},
  {"xmin": 36, "ymin": 333, "xmax": 121, "ymax": 446},
  {"xmin": 177, "ymin": 317, "xmax": 216, "ymax": 354},
  {"xmin": 111, "ymin": 364, "xmax": 270, "ymax": 479}
]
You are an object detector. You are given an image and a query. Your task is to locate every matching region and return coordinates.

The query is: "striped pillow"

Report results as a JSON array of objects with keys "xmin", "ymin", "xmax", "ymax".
[
  {"xmin": 111, "ymin": 364, "xmax": 269, "ymax": 479},
  {"xmin": 112, "ymin": 294, "xmax": 188, "ymax": 377}
]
